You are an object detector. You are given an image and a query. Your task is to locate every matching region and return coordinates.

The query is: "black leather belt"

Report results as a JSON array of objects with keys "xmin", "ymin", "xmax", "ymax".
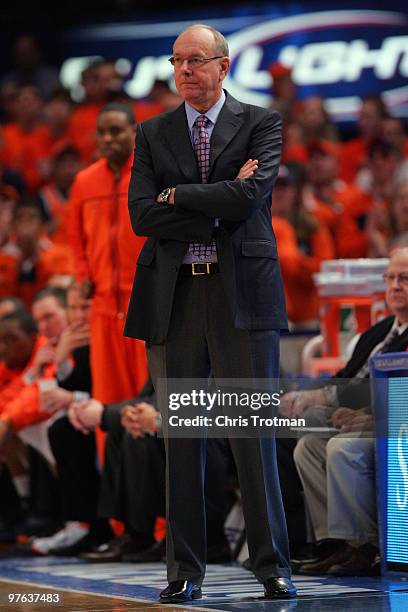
[{"xmin": 180, "ymin": 262, "xmax": 220, "ymax": 276}]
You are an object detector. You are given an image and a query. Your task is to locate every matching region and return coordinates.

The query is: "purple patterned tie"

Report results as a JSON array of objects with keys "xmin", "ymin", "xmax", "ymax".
[{"xmin": 188, "ymin": 114, "xmax": 217, "ymax": 259}]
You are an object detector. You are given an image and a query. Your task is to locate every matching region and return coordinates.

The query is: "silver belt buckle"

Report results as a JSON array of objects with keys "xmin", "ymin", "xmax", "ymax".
[{"xmin": 192, "ymin": 262, "xmax": 210, "ymax": 275}]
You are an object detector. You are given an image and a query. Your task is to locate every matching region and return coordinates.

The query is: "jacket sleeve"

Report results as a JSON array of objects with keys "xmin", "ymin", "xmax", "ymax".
[
  {"xmin": 128, "ymin": 124, "xmax": 214, "ymax": 243},
  {"xmin": 175, "ymin": 111, "xmax": 282, "ymax": 222},
  {"xmin": 69, "ymin": 175, "xmax": 91, "ymax": 282},
  {"xmin": 100, "ymin": 377, "xmax": 156, "ymax": 432},
  {"xmin": 0, "ymin": 384, "xmax": 48, "ymax": 431}
]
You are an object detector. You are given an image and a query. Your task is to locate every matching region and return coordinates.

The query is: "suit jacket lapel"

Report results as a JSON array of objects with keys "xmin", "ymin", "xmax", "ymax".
[
  {"xmin": 209, "ymin": 94, "xmax": 244, "ymax": 179},
  {"xmin": 162, "ymin": 104, "xmax": 199, "ymax": 183}
]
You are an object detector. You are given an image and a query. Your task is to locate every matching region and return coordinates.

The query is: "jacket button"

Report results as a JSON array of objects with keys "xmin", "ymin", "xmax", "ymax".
[{"xmin": 117, "ymin": 312, "xmax": 124, "ymax": 319}]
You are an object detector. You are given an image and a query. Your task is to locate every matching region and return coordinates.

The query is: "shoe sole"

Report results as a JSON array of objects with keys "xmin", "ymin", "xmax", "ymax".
[
  {"xmin": 264, "ymin": 591, "xmax": 297, "ymax": 599},
  {"xmin": 160, "ymin": 589, "xmax": 202, "ymax": 603}
]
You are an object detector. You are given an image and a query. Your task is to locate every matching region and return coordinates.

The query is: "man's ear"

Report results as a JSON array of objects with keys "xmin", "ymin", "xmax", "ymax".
[{"xmin": 219, "ymin": 57, "xmax": 230, "ymax": 81}]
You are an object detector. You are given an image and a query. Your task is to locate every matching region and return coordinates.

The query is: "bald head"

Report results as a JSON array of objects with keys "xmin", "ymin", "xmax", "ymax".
[
  {"xmin": 177, "ymin": 25, "xmax": 229, "ymax": 57},
  {"xmin": 172, "ymin": 24, "xmax": 230, "ymax": 113}
]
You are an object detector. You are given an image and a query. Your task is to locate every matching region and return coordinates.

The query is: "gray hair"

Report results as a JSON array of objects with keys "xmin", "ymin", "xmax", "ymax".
[{"xmin": 181, "ymin": 24, "xmax": 229, "ymax": 57}]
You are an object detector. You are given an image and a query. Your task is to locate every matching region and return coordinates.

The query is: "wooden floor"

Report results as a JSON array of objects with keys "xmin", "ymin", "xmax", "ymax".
[{"xmin": 0, "ymin": 580, "xmax": 204, "ymax": 612}]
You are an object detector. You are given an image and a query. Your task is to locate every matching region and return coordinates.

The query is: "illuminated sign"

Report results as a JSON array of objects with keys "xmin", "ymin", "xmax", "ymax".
[
  {"xmin": 61, "ymin": 4, "xmax": 408, "ymax": 121},
  {"xmin": 387, "ymin": 378, "xmax": 408, "ymax": 566}
]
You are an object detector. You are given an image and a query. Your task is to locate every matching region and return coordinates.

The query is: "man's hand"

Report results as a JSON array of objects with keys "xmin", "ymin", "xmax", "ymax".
[
  {"xmin": 330, "ymin": 407, "xmax": 362, "ymax": 428},
  {"xmin": 68, "ymin": 399, "xmax": 104, "ymax": 434},
  {"xmin": 28, "ymin": 343, "xmax": 56, "ymax": 379},
  {"xmin": 340, "ymin": 411, "xmax": 373, "ymax": 433},
  {"xmin": 40, "ymin": 387, "xmax": 73, "ymax": 413},
  {"xmin": 121, "ymin": 402, "xmax": 158, "ymax": 438},
  {"xmin": 279, "ymin": 389, "xmax": 326, "ymax": 417},
  {"xmin": 120, "ymin": 404, "xmax": 143, "ymax": 438},
  {"xmin": 55, "ymin": 322, "xmax": 90, "ymax": 365},
  {"xmin": 236, "ymin": 159, "xmax": 258, "ymax": 180}
]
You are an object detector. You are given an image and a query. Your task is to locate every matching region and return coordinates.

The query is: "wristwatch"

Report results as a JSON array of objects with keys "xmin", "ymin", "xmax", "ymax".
[{"xmin": 158, "ymin": 187, "xmax": 172, "ymax": 204}]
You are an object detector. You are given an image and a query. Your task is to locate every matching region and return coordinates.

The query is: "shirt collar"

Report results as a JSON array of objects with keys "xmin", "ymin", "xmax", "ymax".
[
  {"xmin": 390, "ymin": 317, "xmax": 408, "ymax": 335},
  {"xmin": 185, "ymin": 90, "xmax": 226, "ymax": 132}
]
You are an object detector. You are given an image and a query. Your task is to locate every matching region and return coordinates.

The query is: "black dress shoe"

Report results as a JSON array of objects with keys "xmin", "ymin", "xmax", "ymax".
[
  {"xmin": 159, "ymin": 580, "xmax": 202, "ymax": 603},
  {"xmin": 80, "ymin": 533, "xmax": 153, "ymax": 562},
  {"xmin": 263, "ymin": 577, "xmax": 297, "ymax": 599},
  {"xmin": 123, "ymin": 538, "xmax": 166, "ymax": 563}
]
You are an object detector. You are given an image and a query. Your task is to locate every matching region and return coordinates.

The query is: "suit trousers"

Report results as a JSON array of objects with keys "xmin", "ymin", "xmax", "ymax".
[
  {"xmin": 294, "ymin": 432, "xmax": 377, "ymax": 545},
  {"xmin": 147, "ymin": 272, "xmax": 291, "ymax": 584}
]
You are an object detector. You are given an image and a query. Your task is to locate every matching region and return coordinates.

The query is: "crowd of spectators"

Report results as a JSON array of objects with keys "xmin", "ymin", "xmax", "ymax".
[{"xmin": 0, "ymin": 34, "xmax": 407, "ymax": 578}]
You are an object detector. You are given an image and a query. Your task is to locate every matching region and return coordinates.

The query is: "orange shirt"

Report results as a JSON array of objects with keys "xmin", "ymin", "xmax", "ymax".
[
  {"xmin": 305, "ymin": 182, "xmax": 372, "ymax": 243},
  {"xmin": 68, "ymin": 103, "xmax": 101, "ymax": 163},
  {"xmin": 1, "ymin": 123, "xmax": 51, "ymax": 192},
  {"xmin": 39, "ymin": 183, "xmax": 72, "ymax": 245},
  {"xmin": 0, "ymin": 336, "xmax": 53, "ymax": 432},
  {"xmin": 339, "ymin": 137, "xmax": 367, "ymax": 183},
  {"xmin": 335, "ymin": 191, "xmax": 387, "ymax": 259},
  {"xmin": 0, "ymin": 241, "xmax": 19, "ymax": 299},
  {"xmin": 69, "ymin": 156, "xmax": 146, "ymax": 317},
  {"xmin": 0, "ymin": 237, "xmax": 73, "ymax": 306},
  {"xmin": 273, "ymin": 216, "xmax": 335, "ymax": 323}
]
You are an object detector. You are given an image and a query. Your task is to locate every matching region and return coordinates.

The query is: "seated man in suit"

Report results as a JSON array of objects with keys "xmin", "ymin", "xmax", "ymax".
[
  {"xmin": 68, "ymin": 380, "xmax": 233, "ymax": 563},
  {"xmin": 281, "ymin": 247, "xmax": 408, "ymax": 575}
]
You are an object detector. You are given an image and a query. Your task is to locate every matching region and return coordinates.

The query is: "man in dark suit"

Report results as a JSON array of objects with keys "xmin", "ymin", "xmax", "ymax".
[
  {"xmin": 125, "ymin": 24, "xmax": 295, "ymax": 602},
  {"xmin": 281, "ymin": 248, "xmax": 408, "ymax": 575}
]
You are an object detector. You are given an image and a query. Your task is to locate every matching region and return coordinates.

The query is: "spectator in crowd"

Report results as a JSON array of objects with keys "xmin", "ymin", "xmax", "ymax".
[
  {"xmin": 69, "ymin": 103, "xmax": 147, "ymax": 406},
  {"xmin": 69, "ymin": 60, "xmax": 122, "ymax": 163},
  {"xmin": 27, "ymin": 282, "xmax": 112, "ymax": 556},
  {"xmin": 68, "ymin": 381, "xmax": 233, "ymax": 563},
  {"xmin": 339, "ymin": 95, "xmax": 388, "ymax": 183},
  {"xmin": 304, "ymin": 139, "xmax": 368, "ymax": 242},
  {"xmin": 1, "ymin": 35, "xmax": 60, "ymax": 100},
  {"xmin": 0, "ymin": 86, "xmax": 50, "ymax": 192},
  {"xmin": 0, "ymin": 186, "xmax": 21, "ymax": 299},
  {"xmin": 0, "ymin": 159, "xmax": 27, "ymax": 198},
  {"xmin": 43, "ymin": 89, "xmax": 74, "ymax": 165},
  {"xmin": 382, "ymin": 116, "xmax": 408, "ymax": 158},
  {"xmin": 37, "ymin": 145, "xmax": 81, "ymax": 244},
  {"xmin": 271, "ymin": 164, "xmax": 335, "ymax": 327},
  {"xmin": 12, "ymin": 202, "xmax": 73, "ymax": 305},
  {"xmin": 268, "ymin": 62, "xmax": 303, "ymax": 124},
  {"xmin": 336, "ymin": 139, "xmax": 402, "ymax": 259},
  {"xmin": 299, "ymin": 96, "xmax": 339, "ymax": 145},
  {"xmin": 0, "ymin": 308, "xmax": 41, "ymax": 535},
  {"xmin": 280, "ymin": 248, "xmax": 408, "ymax": 575},
  {"xmin": 366, "ymin": 180, "xmax": 408, "ymax": 256},
  {"xmin": 0, "ymin": 82, "xmax": 19, "ymax": 123}
]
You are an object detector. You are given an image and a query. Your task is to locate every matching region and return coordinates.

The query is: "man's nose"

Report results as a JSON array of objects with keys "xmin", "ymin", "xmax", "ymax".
[{"xmin": 180, "ymin": 59, "xmax": 192, "ymax": 73}]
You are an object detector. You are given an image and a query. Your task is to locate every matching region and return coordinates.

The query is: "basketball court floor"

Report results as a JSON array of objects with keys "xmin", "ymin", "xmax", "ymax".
[{"xmin": 1, "ymin": 557, "xmax": 408, "ymax": 611}]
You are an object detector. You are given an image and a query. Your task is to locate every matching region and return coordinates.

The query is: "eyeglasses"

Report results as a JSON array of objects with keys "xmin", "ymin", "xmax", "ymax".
[
  {"xmin": 383, "ymin": 273, "xmax": 408, "ymax": 286},
  {"xmin": 168, "ymin": 56, "xmax": 223, "ymax": 68}
]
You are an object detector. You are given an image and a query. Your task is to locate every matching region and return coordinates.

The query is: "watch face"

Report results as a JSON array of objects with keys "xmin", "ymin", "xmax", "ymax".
[{"xmin": 161, "ymin": 188, "xmax": 170, "ymax": 202}]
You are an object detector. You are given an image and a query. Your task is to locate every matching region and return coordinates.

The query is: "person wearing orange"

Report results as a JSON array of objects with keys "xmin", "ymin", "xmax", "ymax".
[
  {"xmin": 10, "ymin": 202, "xmax": 73, "ymax": 306},
  {"xmin": 37, "ymin": 145, "xmax": 82, "ymax": 245},
  {"xmin": 272, "ymin": 165, "xmax": 335, "ymax": 326},
  {"xmin": 68, "ymin": 61, "xmax": 124, "ymax": 164},
  {"xmin": 69, "ymin": 103, "xmax": 147, "ymax": 404},
  {"xmin": 0, "ymin": 86, "xmax": 51, "ymax": 193},
  {"xmin": 0, "ymin": 185, "xmax": 20, "ymax": 299},
  {"xmin": 336, "ymin": 139, "xmax": 402, "ymax": 259},
  {"xmin": 305, "ymin": 140, "xmax": 363, "ymax": 232},
  {"xmin": 339, "ymin": 95, "xmax": 388, "ymax": 183}
]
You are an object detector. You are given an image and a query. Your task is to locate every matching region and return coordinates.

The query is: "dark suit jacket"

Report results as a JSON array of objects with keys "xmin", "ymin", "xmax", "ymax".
[
  {"xmin": 327, "ymin": 315, "xmax": 408, "ymax": 409},
  {"xmin": 124, "ymin": 91, "xmax": 288, "ymax": 344}
]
